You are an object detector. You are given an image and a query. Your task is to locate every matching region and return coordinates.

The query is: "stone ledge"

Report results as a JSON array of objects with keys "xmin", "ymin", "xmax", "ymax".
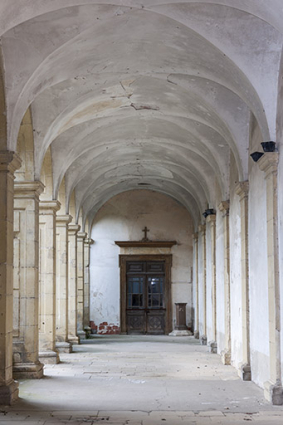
[
  {"xmin": 13, "ymin": 361, "xmax": 44, "ymax": 379},
  {"xmin": 0, "ymin": 380, "xmax": 19, "ymax": 406}
]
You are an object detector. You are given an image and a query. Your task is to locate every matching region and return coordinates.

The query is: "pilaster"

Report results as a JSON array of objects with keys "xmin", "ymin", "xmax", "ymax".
[
  {"xmin": 84, "ymin": 238, "xmax": 94, "ymax": 329},
  {"xmin": 235, "ymin": 181, "xmax": 251, "ymax": 381},
  {"xmin": 68, "ymin": 224, "xmax": 80, "ymax": 344},
  {"xmin": 13, "ymin": 181, "xmax": 44, "ymax": 379},
  {"xmin": 193, "ymin": 233, "xmax": 199, "ymax": 339},
  {"xmin": 258, "ymin": 153, "xmax": 283, "ymax": 405},
  {"xmin": 219, "ymin": 201, "xmax": 231, "ymax": 365},
  {"xmin": 206, "ymin": 214, "xmax": 217, "ymax": 354},
  {"xmin": 0, "ymin": 151, "xmax": 21, "ymax": 405},
  {"xmin": 198, "ymin": 224, "xmax": 207, "ymax": 345},
  {"xmin": 39, "ymin": 200, "xmax": 61, "ymax": 364},
  {"xmin": 55, "ymin": 214, "xmax": 73, "ymax": 354},
  {"xmin": 77, "ymin": 231, "xmax": 87, "ymax": 341}
]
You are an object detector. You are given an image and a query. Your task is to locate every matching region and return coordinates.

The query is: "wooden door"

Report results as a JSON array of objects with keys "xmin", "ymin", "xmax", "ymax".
[{"xmin": 126, "ymin": 261, "xmax": 166, "ymax": 334}]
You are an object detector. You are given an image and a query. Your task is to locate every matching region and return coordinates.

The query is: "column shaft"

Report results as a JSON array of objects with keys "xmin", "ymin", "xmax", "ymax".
[
  {"xmin": 258, "ymin": 153, "xmax": 283, "ymax": 405},
  {"xmin": 207, "ymin": 214, "xmax": 217, "ymax": 353},
  {"xmin": 193, "ymin": 233, "xmax": 199, "ymax": 339},
  {"xmin": 77, "ymin": 232, "xmax": 87, "ymax": 340},
  {"xmin": 83, "ymin": 238, "xmax": 94, "ymax": 329},
  {"xmin": 68, "ymin": 224, "xmax": 80, "ymax": 344},
  {"xmin": 13, "ymin": 181, "xmax": 44, "ymax": 379},
  {"xmin": 55, "ymin": 214, "xmax": 72, "ymax": 353},
  {"xmin": 198, "ymin": 224, "xmax": 207, "ymax": 345},
  {"xmin": 39, "ymin": 200, "xmax": 60, "ymax": 364},
  {"xmin": 235, "ymin": 182, "xmax": 251, "ymax": 381},
  {"xmin": 219, "ymin": 201, "xmax": 231, "ymax": 365},
  {"xmin": 0, "ymin": 151, "xmax": 21, "ymax": 405}
]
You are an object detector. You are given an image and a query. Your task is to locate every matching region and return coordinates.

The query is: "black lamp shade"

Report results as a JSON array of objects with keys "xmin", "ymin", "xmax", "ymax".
[
  {"xmin": 261, "ymin": 141, "xmax": 276, "ymax": 152},
  {"xmin": 250, "ymin": 152, "xmax": 264, "ymax": 162}
]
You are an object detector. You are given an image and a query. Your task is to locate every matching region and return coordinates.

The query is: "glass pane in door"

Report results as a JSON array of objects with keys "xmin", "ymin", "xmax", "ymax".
[
  {"xmin": 147, "ymin": 276, "xmax": 164, "ymax": 308},
  {"xmin": 127, "ymin": 276, "xmax": 144, "ymax": 308}
]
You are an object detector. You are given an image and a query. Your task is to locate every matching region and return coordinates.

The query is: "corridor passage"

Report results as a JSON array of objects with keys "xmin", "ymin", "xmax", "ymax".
[{"xmin": 2, "ymin": 336, "xmax": 283, "ymax": 424}]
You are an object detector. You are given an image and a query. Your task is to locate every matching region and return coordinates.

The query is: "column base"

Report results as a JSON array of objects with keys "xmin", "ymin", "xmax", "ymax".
[
  {"xmin": 221, "ymin": 349, "xmax": 231, "ymax": 365},
  {"xmin": 169, "ymin": 329, "xmax": 192, "ymax": 336},
  {"xmin": 200, "ymin": 335, "xmax": 207, "ymax": 345},
  {"xmin": 13, "ymin": 361, "xmax": 44, "ymax": 379},
  {"xmin": 238, "ymin": 363, "xmax": 251, "ymax": 381},
  {"xmin": 56, "ymin": 341, "xmax": 72, "ymax": 353},
  {"xmin": 39, "ymin": 350, "xmax": 60, "ymax": 365},
  {"xmin": 77, "ymin": 330, "xmax": 86, "ymax": 342},
  {"xmin": 68, "ymin": 336, "xmax": 80, "ymax": 345},
  {"xmin": 208, "ymin": 340, "xmax": 217, "ymax": 354},
  {"xmin": 194, "ymin": 330, "xmax": 199, "ymax": 339},
  {"xmin": 0, "ymin": 380, "xmax": 19, "ymax": 405},
  {"xmin": 264, "ymin": 381, "xmax": 283, "ymax": 405}
]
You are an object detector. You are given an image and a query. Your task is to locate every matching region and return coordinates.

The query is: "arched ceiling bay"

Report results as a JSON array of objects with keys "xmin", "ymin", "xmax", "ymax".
[{"xmin": 1, "ymin": 1, "xmax": 282, "ymax": 226}]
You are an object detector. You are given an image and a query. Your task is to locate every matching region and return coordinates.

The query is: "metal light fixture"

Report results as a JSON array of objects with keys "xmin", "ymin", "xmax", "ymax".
[
  {"xmin": 203, "ymin": 208, "xmax": 215, "ymax": 218},
  {"xmin": 261, "ymin": 141, "xmax": 276, "ymax": 152},
  {"xmin": 250, "ymin": 152, "xmax": 264, "ymax": 162}
]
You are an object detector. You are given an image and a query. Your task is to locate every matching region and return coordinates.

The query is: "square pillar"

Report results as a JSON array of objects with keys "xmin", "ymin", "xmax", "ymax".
[
  {"xmin": 258, "ymin": 153, "xmax": 283, "ymax": 405},
  {"xmin": 235, "ymin": 181, "xmax": 251, "ymax": 381},
  {"xmin": 193, "ymin": 233, "xmax": 199, "ymax": 339},
  {"xmin": 55, "ymin": 214, "xmax": 72, "ymax": 353},
  {"xmin": 68, "ymin": 224, "xmax": 80, "ymax": 344},
  {"xmin": 0, "ymin": 151, "xmax": 21, "ymax": 405},
  {"xmin": 83, "ymin": 238, "xmax": 94, "ymax": 329},
  {"xmin": 219, "ymin": 201, "xmax": 231, "ymax": 365},
  {"xmin": 39, "ymin": 200, "xmax": 61, "ymax": 364},
  {"xmin": 206, "ymin": 214, "xmax": 217, "ymax": 354},
  {"xmin": 198, "ymin": 224, "xmax": 207, "ymax": 345},
  {"xmin": 77, "ymin": 231, "xmax": 87, "ymax": 340},
  {"xmin": 13, "ymin": 181, "xmax": 44, "ymax": 379}
]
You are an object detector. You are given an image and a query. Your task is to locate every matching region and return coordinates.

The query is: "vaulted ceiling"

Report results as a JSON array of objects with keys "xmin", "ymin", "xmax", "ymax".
[{"xmin": 1, "ymin": 1, "xmax": 283, "ymax": 228}]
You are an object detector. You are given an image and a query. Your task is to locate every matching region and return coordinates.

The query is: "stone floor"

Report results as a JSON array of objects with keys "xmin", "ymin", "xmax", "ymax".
[{"xmin": 1, "ymin": 335, "xmax": 283, "ymax": 424}]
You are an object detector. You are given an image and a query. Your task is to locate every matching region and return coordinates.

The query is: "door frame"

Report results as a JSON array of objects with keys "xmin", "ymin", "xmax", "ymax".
[{"xmin": 119, "ymin": 254, "xmax": 173, "ymax": 334}]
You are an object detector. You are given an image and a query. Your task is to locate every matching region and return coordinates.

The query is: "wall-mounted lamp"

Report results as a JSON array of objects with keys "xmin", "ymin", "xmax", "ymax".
[
  {"xmin": 261, "ymin": 141, "xmax": 276, "ymax": 152},
  {"xmin": 250, "ymin": 152, "xmax": 264, "ymax": 162},
  {"xmin": 202, "ymin": 208, "xmax": 215, "ymax": 218}
]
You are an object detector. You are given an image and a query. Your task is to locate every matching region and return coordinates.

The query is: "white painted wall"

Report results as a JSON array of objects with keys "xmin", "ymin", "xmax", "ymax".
[{"xmin": 90, "ymin": 190, "xmax": 193, "ymax": 331}]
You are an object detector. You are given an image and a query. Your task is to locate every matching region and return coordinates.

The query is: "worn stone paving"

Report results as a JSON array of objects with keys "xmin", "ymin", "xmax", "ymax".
[{"xmin": 1, "ymin": 336, "xmax": 283, "ymax": 424}]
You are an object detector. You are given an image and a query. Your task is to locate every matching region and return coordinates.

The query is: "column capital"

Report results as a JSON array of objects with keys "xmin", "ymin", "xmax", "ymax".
[
  {"xmin": 192, "ymin": 233, "xmax": 198, "ymax": 242},
  {"xmin": 77, "ymin": 231, "xmax": 87, "ymax": 240},
  {"xmin": 39, "ymin": 200, "xmax": 61, "ymax": 214},
  {"xmin": 198, "ymin": 224, "xmax": 206, "ymax": 234},
  {"xmin": 206, "ymin": 214, "xmax": 216, "ymax": 224},
  {"xmin": 14, "ymin": 181, "xmax": 44, "ymax": 198},
  {"xmin": 218, "ymin": 200, "xmax": 230, "ymax": 215},
  {"xmin": 84, "ymin": 238, "xmax": 94, "ymax": 245},
  {"xmin": 56, "ymin": 214, "xmax": 73, "ymax": 226},
  {"xmin": 68, "ymin": 224, "xmax": 80, "ymax": 235},
  {"xmin": 235, "ymin": 181, "xmax": 249, "ymax": 200},
  {"xmin": 0, "ymin": 151, "xmax": 21, "ymax": 173},
  {"xmin": 258, "ymin": 152, "xmax": 279, "ymax": 177}
]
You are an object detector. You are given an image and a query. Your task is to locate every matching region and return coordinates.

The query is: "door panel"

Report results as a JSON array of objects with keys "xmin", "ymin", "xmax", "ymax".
[{"xmin": 126, "ymin": 261, "xmax": 166, "ymax": 334}]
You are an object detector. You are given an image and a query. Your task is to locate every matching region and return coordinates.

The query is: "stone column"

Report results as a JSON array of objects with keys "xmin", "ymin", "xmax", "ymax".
[
  {"xmin": 39, "ymin": 200, "xmax": 61, "ymax": 364},
  {"xmin": 0, "ymin": 151, "xmax": 21, "ymax": 405},
  {"xmin": 13, "ymin": 181, "xmax": 44, "ymax": 379},
  {"xmin": 219, "ymin": 201, "xmax": 231, "ymax": 365},
  {"xmin": 83, "ymin": 238, "xmax": 94, "ymax": 329},
  {"xmin": 235, "ymin": 181, "xmax": 251, "ymax": 381},
  {"xmin": 198, "ymin": 224, "xmax": 207, "ymax": 345},
  {"xmin": 55, "ymin": 214, "xmax": 72, "ymax": 353},
  {"xmin": 206, "ymin": 214, "xmax": 217, "ymax": 354},
  {"xmin": 77, "ymin": 232, "xmax": 87, "ymax": 340},
  {"xmin": 193, "ymin": 233, "xmax": 199, "ymax": 339},
  {"xmin": 258, "ymin": 153, "xmax": 283, "ymax": 405},
  {"xmin": 68, "ymin": 224, "xmax": 80, "ymax": 344}
]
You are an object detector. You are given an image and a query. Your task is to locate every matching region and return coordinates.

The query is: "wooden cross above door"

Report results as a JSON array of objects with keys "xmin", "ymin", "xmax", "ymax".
[{"xmin": 142, "ymin": 226, "xmax": 150, "ymax": 242}]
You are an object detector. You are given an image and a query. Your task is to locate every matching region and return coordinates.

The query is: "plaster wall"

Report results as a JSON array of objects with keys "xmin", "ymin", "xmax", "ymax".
[
  {"xmin": 229, "ymin": 154, "xmax": 242, "ymax": 368},
  {"xmin": 248, "ymin": 117, "xmax": 269, "ymax": 388},
  {"xmin": 90, "ymin": 190, "xmax": 193, "ymax": 332}
]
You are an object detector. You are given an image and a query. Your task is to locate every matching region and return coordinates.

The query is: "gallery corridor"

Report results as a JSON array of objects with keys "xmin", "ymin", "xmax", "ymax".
[{"xmin": 1, "ymin": 336, "xmax": 283, "ymax": 425}]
